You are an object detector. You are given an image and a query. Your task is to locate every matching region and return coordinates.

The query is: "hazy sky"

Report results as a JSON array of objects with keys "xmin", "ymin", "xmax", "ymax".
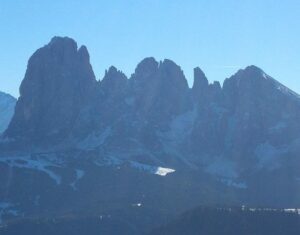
[{"xmin": 1, "ymin": 0, "xmax": 300, "ymax": 97}]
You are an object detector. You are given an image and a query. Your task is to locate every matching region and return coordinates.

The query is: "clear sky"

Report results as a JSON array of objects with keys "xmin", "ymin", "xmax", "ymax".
[{"xmin": 1, "ymin": 0, "xmax": 300, "ymax": 97}]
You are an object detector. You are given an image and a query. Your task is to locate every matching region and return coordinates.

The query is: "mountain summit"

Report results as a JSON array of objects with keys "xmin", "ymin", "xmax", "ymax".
[{"xmin": 5, "ymin": 37, "xmax": 96, "ymax": 143}]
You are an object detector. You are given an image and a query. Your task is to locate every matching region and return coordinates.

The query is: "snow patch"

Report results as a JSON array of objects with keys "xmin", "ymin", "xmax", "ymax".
[
  {"xmin": 77, "ymin": 127, "xmax": 112, "ymax": 150},
  {"xmin": 205, "ymin": 158, "xmax": 245, "ymax": 188},
  {"xmin": 220, "ymin": 178, "xmax": 247, "ymax": 189},
  {"xmin": 255, "ymin": 143, "xmax": 287, "ymax": 170},
  {"xmin": 155, "ymin": 167, "xmax": 176, "ymax": 176},
  {"xmin": 132, "ymin": 203, "xmax": 142, "ymax": 207},
  {"xmin": 260, "ymin": 72, "xmax": 300, "ymax": 99},
  {"xmin": 0, "ymin": 202, "xmax": 19, "ymax": 224},
  {"xmin": 95, "ymin": 156, "xmax": 175, "ymax": 177},
  {"xmin": 262, "ymin": 72, "xmax": 268, "ymax": 79},
  {"xmin": 0, "ymin": 156, "xmax": 62, "ymax": 184},
  {"xmin": 70, "ymin": 169, "xmax": 85, "ymax": 190},
  {"xmin": 284, "ymin": 209, "xmax": 300, "ymax": 215},
  {"xmin": 205, "ymin": 158, "xmax": 238, "ymax": 178},
  {"xmin": 129, "ymin": 161, "xmax": 176, "ymax": 176},
  {"xmin": 95, "ymin": 156, "xmax": 122, "ymax": 167}
]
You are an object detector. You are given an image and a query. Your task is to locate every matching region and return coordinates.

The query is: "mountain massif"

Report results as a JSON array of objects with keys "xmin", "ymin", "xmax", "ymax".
[{"xmin": 0, "ymin": 36, "xmax": 300, "ymax": 234}]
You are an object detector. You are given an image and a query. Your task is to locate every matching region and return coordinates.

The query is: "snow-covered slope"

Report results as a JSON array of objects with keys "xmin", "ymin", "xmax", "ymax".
[{"xmin": 0, "ymin": 91, "xmax": 16, "ymax": 134}]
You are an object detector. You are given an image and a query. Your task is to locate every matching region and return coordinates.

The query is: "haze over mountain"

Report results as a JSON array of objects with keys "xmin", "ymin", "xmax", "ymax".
[
  {"xmin": 1, "ymin": 36, "xmax": 300, "ymax": 234},
  {"xmin": 0, "ymin": 92, "xmax": 16, "ymax": 134}
]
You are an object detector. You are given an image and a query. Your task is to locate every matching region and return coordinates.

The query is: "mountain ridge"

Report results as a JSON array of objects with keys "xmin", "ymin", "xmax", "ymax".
[
  {"xmin": 1, "ymin": 36, "xmax": 300, "ymax": 232},
  {"xmin": 4, "ymin": 37, "xmax": 300, "ymax": 145}
]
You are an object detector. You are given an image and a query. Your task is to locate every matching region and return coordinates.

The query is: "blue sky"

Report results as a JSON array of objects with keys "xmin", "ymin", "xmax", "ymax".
[{"xmin": 1, "ymin": 0, "xmax": 300, "ymax": 97}]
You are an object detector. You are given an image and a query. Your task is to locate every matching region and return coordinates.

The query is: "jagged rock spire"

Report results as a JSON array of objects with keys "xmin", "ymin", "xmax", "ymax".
[{"xmin": 5, "ymin": 36, "xmax": 96, "ymax": 144}]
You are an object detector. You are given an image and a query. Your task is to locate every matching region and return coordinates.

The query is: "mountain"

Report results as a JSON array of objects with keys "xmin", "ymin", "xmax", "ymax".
[
  {"xmin": 1, "ymin": 36, "xmax": 300, "ymax": 233},
  {"xmin": 4, "ymin": 37, "xmax": 96, "ymax": 145},
  {"xmin": 0, "ymin": 91, "xmax": 16, "ymax": 134}
]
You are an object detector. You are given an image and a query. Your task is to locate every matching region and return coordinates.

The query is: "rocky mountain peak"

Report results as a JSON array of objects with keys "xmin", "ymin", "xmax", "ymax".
[
  {"xmin": 158, "ymin": 59, "xmax": 189, "ymax": 91},
  {"xmin": 222, "ymin": 65, "xmax": 270, "ymax": 100},
  {"xmin": 78, "ymin": 45, "xmax": 90, "ymax": 62},
  {"xmin": 104, "ymin": 66, "xmax": 127, "ymax": 80},
  {"xmin": 48, "ymin": 36, "xmax": 77, "ymax": 50},
  {"xmin": 192, "ymin": 67, "xmax": 209, "ymax": 100},
  {"xmin": 224, "ymin": 65, "xmax": 266, "ymax": 87},
  {"xmin": 133, "ymin": 57, "xmax": 159, "ymax": 81},
  {"xmin": 4, "ymin": 36, "xmax": 96, "ymax": 144},
  {"xmin": 101, "ymin": 66, "xmax": 128, "ymax": 96},
  {"xmin": 193, "ymin": 67, "xmax": 208, "ymax": 88},
  {"xmin": 132, "ymin": 58, "xmax": 188, "ymax": 88},
  {"xmin": 243, "ymin": 65, "xmax": 264, "ymax": 74}
]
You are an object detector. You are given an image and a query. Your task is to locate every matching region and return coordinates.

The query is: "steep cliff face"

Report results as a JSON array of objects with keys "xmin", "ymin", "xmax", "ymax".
[
  {"xmin": 130, "ymin": 58, "xmax": 191, "ymax": 123},
  {"xmin": 192, "ymin": 67, "xmax": 209, "ymax": 101},
  {"xmin": 5, "ymin": 37, "xmax": 96, "ymax": 144},
  {"xmin": 222, "ymin": 66, "xmax": 300, "ymax": 161}
]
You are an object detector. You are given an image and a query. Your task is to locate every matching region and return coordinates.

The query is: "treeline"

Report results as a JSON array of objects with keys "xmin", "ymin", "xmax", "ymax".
[
  {"xmin": 0, "ymin": 216, "xmax": 138, "ymax": 235},
  {"xmin": 149, "ymin": 206, "xmax": 300, "ymax": 235},
  {"xmin": 1, "ymin": 207, "xmax": 300, "ymax": 235}
]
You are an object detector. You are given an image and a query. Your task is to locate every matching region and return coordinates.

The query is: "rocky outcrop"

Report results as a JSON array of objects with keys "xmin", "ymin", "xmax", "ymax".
[
  {"xmin": 221, "ymin": 65, "xmax": 300, "ymax": 164},
  {"xmin": 4, "ymin": 37, "xmax": 96, "ymax": 144},
  {"xmin": 131, "ymin": 58, "xmax": 190, "ymax": 123},
  {"xmin": 192, "ymin": 67, "xmax": 208, "ymax": 101},
  {"xmin": 100, "ymin": 66, "xmax": 128, "ymax": 98}
]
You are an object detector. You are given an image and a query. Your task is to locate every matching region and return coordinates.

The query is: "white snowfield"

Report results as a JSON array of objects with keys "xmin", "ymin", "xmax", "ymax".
[
  {"xmin": 262, "ymin": 72, "xmax": 300, "ymax": 99},
  {"xmin": 0, "ymin": 153, "xmax": 176, "ymax": 190},
  {"xmin": 129, "ymin": 161, "xmax": 176, "ymax": 176},
  {"xmin": 155, "ymin": 167, "xmax": 176, "ymax": 176},
  {"xmin": 96, "ymin": 156, "xmax": 176, "ymax": 177}
]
